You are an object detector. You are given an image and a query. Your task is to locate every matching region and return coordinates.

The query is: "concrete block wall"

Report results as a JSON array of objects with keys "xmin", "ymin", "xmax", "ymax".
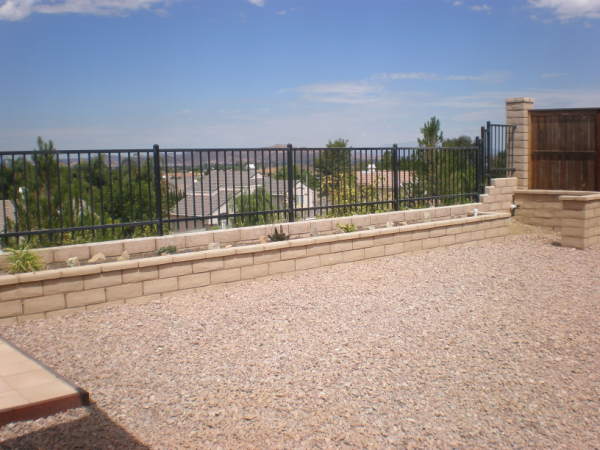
[
  {"xmin": 0, "ymin": 212, "xmax": 511, "ymax": 324},
  {"xmin": 0, "ymin": 177, "xmax": 518, "ymax": 271},
  {"xmin": 560, "ymin": 194, "xmax": 600, "ymax": 249},
  {"xmin": 506, "ymin": 97, "xmax": 534, "ymax": 189},
  {"xmin": 514, "ymin": 190, "xmax": 597, "ymax": 230}
]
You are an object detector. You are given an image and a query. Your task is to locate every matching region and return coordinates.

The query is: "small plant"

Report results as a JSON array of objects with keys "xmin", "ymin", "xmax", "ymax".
[
  {"xmin": 268, "ymin": 225, "xmax": 289, "ymax": 242},
  {"xmin": 157, "ymin": 245, "xmax": 177, "ymax": 255},
  {"xmin": 337, "ymin": 223, "xmax": 357, "ymax": 233},
  {"xmin": 5, "ymin": 246, "xmax": 45, "ymax": 274}
]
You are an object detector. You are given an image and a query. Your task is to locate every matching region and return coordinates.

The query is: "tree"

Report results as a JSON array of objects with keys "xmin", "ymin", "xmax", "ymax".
[
  {"xmin": 418, "ymin": 117, "xmax": 444, "ymax": 148},
  {"xmin": 315, "ymin": 138, "xmax": 351, "ymax": 177},
  {"xmin": 443, "ymin": 135, "xmax": 473, "ymax": 147},
  {"xmin": 232, "ymin": 187, "xmax": 274, "ymax": 227}
]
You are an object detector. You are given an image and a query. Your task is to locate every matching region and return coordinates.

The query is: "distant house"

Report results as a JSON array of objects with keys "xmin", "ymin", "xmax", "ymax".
[
  {"xmin": 356, "ymin": 165, "xmax": 415, "ymax": 189},
  {"xmin": 0, "ymin": 200, "xmax": 16, "ymax": 233},
  {"xmin": 168, "ymin": 165, "xmax": 315, "ymax": 228}
]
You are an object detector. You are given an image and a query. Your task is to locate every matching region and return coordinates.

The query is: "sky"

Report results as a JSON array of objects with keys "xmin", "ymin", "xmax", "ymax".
[{"xmin": 1, "ymin": 0, "xmax": 599, "ymax": 150}]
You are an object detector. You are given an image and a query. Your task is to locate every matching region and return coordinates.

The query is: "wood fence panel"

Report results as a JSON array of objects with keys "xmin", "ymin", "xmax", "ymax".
[{"xmin": 530, "ymin": 109, "xmax": 599, "ymax": 190}]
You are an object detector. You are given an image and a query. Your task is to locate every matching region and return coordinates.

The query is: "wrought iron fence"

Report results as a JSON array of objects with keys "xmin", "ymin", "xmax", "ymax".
[
  {"xmin": 0, "ymin": 142, "xmax": 507, "ymax": 247},
  {"xmin": 481, "ymin": 122, "xmax": 516, "ymax": 181}
]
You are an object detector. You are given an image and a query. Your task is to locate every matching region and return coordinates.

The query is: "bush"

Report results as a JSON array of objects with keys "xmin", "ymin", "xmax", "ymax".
[{"xmin": 5, "ymin": 246, "xmax": 45, "ymax": 273}]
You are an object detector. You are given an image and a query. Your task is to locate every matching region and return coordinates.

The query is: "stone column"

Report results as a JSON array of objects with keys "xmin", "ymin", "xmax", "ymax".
[{"xmin": 506, "ymin": 97, "xmax": 534, "ymax": 189}]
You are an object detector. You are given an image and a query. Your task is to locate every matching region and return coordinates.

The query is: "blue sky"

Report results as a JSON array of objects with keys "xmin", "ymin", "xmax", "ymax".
[{"xmin": 1, "ymin": 0, "xmax": 599, "ymax": 149}]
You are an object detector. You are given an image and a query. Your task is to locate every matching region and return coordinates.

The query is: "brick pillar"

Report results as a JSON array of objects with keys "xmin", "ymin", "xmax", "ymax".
[{"xmin": 506, "ymin": 97, "xmax": 534, "ymax": 189}]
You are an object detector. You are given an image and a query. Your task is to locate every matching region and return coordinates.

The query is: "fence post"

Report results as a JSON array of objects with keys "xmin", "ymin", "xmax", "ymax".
[
  {"xmin": 153, "ymin": 144, "xmax": 164, "ymax": 236},
  {"xmin": 286, "ymin": 143, "xmax": 295, "ymax": 223},
  {"xmin": 475, "ymin": 136, "xmax": 483, "ymax": 196},
  {"xmin": 391, "ymin": 144, "xmax": 400, "ymax": 211}
]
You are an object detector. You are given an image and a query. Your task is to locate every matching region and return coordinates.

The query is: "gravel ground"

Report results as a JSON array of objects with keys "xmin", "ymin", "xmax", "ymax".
[{"xmin": 1, "ymin": 230, "xmax": 599, "ymax": 448}]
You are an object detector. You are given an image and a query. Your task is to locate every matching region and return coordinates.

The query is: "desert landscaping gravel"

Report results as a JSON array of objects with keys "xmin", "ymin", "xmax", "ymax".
[{"xmin": 1, "ymin": 231, "xmax": 599, "ymax": 448}]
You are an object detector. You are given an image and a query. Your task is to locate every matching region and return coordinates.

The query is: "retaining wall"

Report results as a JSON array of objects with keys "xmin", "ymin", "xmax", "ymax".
[
  {"xmin": 0, "ymin": 178, "xmax": 518, "ymax": 269},
  {"xmin": 0, "ymin": 212, "xmax": 511, "ymax": 324},
  {"xmin": 514, "ymin": 190, "xmax": 600, "ymax": 249}
]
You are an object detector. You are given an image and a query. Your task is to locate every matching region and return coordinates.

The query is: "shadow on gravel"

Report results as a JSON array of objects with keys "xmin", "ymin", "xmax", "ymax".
[{"xmin": 0, "ymin": 404, "xmax": 149, "ymax": 450}]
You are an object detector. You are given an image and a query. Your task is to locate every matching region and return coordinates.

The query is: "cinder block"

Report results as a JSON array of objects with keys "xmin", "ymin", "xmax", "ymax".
[
  {"xmin": 53, "ymin": 245, "xmax": 90, "ymax": 263},
  {"xmin": 210, "ymin": 268, "xmax": 241, "ymax": 284},
  {"xmin": 422, "ymin": 237, "xmax": 440, "ymax": 249},
  {"xmin": 88, "ymin": 241, "xmax": 124, "ymax": 257},
  {"xmin": 124, "ymin": 237, "xmax": 156, "ymax": 255},
  {"xmin": 280, "ymin": 247, "xmax": 307, "ymax": 260},
  {"xmin": 455, "ymin": 232, "xmax": 474, "ymax": 243},
  {"xmin": 364, "ymin": 245, "xmax": 385, "ymax": 259},
  {"xmin": 343, "ymin": 249, "xmax": 364, "ymax": 262},
  {"xmin": 471, "ymin": 230, "xmax": 485, "ymax": 241},
  {"xmin": 43, "ymin": 278, "xmax": 83, "ymax": 296},
  {"xmin": 352, "ymin": 238, "xmax": 373, "ymax": 250},
  {"xmin": 83, "ymin": 272, "xmax": 122, "ymax": 290},
  {"xmin": 193, "ymin": 258, "xmax": 224, "ymax": 273},
  {"xmin": 185, "ymin": 232, "xmax": 214, "ymax": 248},
  {"xmin": 319, "ymin": 252, "xmax": 345, "ymax": 266},
  {"xmin": 0, "ymin": 317, "xmax": 17, "ymax": 325},
  {"xmin": 439, "ymin": 235, "xmax": 456, "ymax": 247},
  {"xmin": 178, "ymin": 273, "xmax": 210, "ymax": 289},
  {"xmin": 434, "ymin": 208, "xmax": 451, "ymax": 219},
  {"xmin": 159, "ymin": 262, "xmax": 193, "ymax": 279},
  {"xmin": 295, "ymin": 256, "xmax": 321, "ymax": 270},
  {"xmin": 404, "ymin": 240, "xmax": 423, "ymax": 252},
  {"xmin": 143, "ymin": 277, "xmax": 178, "ymax": 295},
  {"xmin": 429, "ymin": 227, "xmax": 447, "ymax": 238},
  {"xmin": 223, "ymin": 254, "xmax": 254, "ymax": 268},
  {"xmin": 17, "ymin": 313, "xmax": 45, "ymax": 322},
  {"xmin": 0, "ymin": 300, "xmax": 22, "ymax": 318},
  {"xmin": 372, "ymin": 234, "xmax": 396, "ymax": 246},
  {"xmin": 241, "ymin": 264, "xmax": 269, "ymax": 280},
  {"xmin": 307, "ymin": 243, "xmax": 331, "ymax": 256},
  {"xmin": 23, "ymin": 294, "xmax": 65, "ymax": 314},
  {"xmin": 122, "ymin": 267, "xmax": 158, "ymax": 283},
  {"xmin": 385, "ymin": 243, "xmax": 404, "ymax": 256},
  {"xmin": 106, "ymin": 283, "xmax": 143, "ymax": 300},
  {"xmin": 350, "ymin": 215, "xmax": 371, "ymax": 228},
  {"xmin": 287, "ymin": 222, "xmax": 311, "ymax": 236},
  {"xmin": 238, "ymin": 226, "xmax": 267, "ymax": 242},
  {"xmin": 213, "ymin": 228, "xmax": 241, "ymax": 244},
  {"xmin": 561, "ymin": 236, "xmax": 585, "ymax": 249},
  {"xmin": 268, "ymin": 260, "xmax": 295, "ymax": 274},
  {"xmin": 66, "ymin": 288, "xmax": 106, "ymax": 308},
  {"xmin": 254, "ymin": 250, "xmax": 281, "ymax": 264},
  {"xmin": 330, "ymin": 241, "xmax": 353, "ymax": 253}
]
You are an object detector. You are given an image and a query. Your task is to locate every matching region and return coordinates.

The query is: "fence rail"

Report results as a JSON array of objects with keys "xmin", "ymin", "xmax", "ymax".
[{"xmin": 0, "ymin": 136, "xmax": 511, "ymax": 247}]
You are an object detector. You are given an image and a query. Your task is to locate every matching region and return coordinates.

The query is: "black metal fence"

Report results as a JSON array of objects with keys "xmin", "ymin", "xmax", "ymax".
[
  {"xmin": 482, "ymin": 122, "xmax": 516, "ymax": 180},
  {"xmin": 0, "ymin": 133, "xmax": 513, "ymax": 247}
]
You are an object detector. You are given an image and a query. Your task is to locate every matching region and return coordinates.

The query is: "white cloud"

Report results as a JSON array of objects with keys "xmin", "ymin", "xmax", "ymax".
[
  {"xmin": 292, "ymin": 82, "xmax": 383, "ymax": 104},
  {"xmin": 377, "ymin": 72, "xmax": 508, "ymax": 82},
  {"xmin": 0, "ymin": 0, "xmax": 172, "ymax": 20},
  {"xmin": 529, "ymin": 0, "xmax": 600, "ymax": 20},
  {"xmin": 247, "ymin": 0, "xmax": 265, "ymax": 6},
  {"xmin": 470, "ymin": 4, "xmax": 491, "ymax": 12},
  {"xmin": 275, "ymin": 10, "xmax": 286, "ymax": 15},
  {"xmin": 452, "ymin": 1, "xmax": 463, "ymax": 6}
]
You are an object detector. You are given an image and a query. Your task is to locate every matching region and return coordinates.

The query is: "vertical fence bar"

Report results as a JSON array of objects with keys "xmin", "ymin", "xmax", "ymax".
[
  {"xmin": 392, "ymin": 144, "xmax": 400, "ymax": 211},
  {"xmin": 153, "ymin": 144, "xmax": 164, "ymax": 236},
  {"xmin": 286, "ymin": 144, "xmax": 295, "ymax": 223}
]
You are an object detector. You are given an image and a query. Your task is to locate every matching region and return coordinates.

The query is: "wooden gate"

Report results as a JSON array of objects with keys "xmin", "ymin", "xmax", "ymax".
[{"xmin": 530, "ymin": 109, "xmax": 600, "ymax": 190}]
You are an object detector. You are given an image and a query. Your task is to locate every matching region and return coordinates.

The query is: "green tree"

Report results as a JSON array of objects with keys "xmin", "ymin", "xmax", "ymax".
[
  {"xmin": 443, "ymin": 135, "xmax": 473, "ymax": 147},
  {"xmin": 418, "ymin": 117, "xmax": 444, "ymax": 148},
  {"xmin": 232, "ymin": 187, "xmax": 275, "ymax": 227},
  {"xmin": 315, "ymin": 138, "xmax": 351, "ymax": 177}
]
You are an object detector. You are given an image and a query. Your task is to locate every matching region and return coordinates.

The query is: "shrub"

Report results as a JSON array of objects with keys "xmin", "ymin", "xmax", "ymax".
[
  {"xmin": 5, "ymin": 246, "xmax": 45, "ymax": 274},
  {"xmin": 157, "ymin": 245, "xmax": 177, "ymax": 255},
  {"xmin": 268, "ymin": 225, "xmax": 289, "ymax": 242},
  {"xmin": 337, "ymin": 223, "xmax": 357, "ymax": 233}
]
